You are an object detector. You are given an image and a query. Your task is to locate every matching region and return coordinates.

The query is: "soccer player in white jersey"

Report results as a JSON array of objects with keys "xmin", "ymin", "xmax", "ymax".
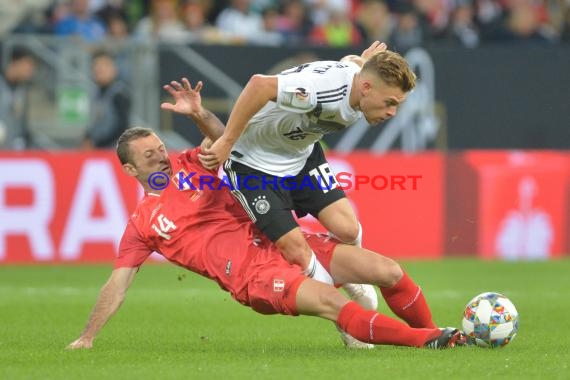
[{"xmin": 199, "ymin": 42, "xmax": 417, "ymax": 348}]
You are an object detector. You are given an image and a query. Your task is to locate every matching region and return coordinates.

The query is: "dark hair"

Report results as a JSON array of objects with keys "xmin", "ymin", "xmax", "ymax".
[
  {"xmin": 91, "ymin": 48, "xmax": 115, "ymax": 62},
  {"xmin": 116, "ymin": 127, "xmax": 155, "ymax": 164},
  {"xmin": 10, "ymin": 47, "xmax": 35, "ymax": 63}
]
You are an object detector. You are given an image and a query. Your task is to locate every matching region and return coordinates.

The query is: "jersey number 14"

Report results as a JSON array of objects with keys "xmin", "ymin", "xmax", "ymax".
[{"xmin": 151, "ymin": 214, "xmax": 177, "ymax": 240}]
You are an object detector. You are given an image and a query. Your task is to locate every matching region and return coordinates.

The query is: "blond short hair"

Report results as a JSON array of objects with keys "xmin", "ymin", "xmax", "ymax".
[{"xmin": 361, "ymin": 51, "xmax": 416, "ymax": 92}]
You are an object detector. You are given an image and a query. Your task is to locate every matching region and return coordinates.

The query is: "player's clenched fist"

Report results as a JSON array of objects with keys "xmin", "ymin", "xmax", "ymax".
[{"xmin": 199, "ymin": 138, "xmax": 232, "ymax": 169}]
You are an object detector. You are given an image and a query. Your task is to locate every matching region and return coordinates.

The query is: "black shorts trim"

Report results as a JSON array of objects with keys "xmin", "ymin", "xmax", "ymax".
[{"xmin": 223, "ymin": 143, "xmax": 346, "ymax": 242}]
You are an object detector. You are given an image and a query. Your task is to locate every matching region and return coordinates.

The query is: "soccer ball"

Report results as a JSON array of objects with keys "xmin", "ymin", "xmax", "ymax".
[{"xmin": 461, "ymin": 292, "xmax": 519, "ymax": 348}]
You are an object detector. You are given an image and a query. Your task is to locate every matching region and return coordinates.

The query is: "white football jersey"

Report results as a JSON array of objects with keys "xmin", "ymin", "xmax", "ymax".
[{"xmin": 230, "ymin": 60, "xmax": 362, "ymax": 176}]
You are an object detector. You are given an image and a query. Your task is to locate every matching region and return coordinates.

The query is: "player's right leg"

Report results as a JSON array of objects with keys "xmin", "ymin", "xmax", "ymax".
[
  {"xmin": 274, "ymin": 228, "xmax": 314, "ymax": 271},
  {"xmin": 243, "ymin": 244, "xmax": 464, "ymax": 349},
  {"xmin": 318, "ymin": 200, "xmax": 378, "ymax": 313},
  {"xmin": 275, "ymin": 228, "xmax": 333, "ymax": 284},
  {"xmin": 224, "ymin": 160, "xmax": 332, "ymax": 283},
  {"xmin": 294, "ymin": 279, "xmax": 465, "ymax": 348},
  {"xmin": 308, "ymin": 235, "xmax": 437, "ymax": 329},
  {"xmin": 292, "ymin": 145, "xmax": 379, "ymax": 347}
]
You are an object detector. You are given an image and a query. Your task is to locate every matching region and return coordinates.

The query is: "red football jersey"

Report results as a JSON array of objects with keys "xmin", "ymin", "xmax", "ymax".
[{"xmin": 116, "ymin": 148, "xmax": 263, "ymax": 297}]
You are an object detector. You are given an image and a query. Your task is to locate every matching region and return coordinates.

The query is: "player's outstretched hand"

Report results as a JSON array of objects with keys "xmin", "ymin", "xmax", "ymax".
[
  {"xmin": 361, "ymin": 41, "xmax": 387, "ymax": 61},
  {"xmin": 67, "ymin": 337, "xmax": 93, "ymax": 350},
  {"xmin": 198, "ymin": 137, "xmax": 232, "ymax": 170},
  {"xmin": 161, "ymin": 77, "xmax": 204, "ymax": 117}
]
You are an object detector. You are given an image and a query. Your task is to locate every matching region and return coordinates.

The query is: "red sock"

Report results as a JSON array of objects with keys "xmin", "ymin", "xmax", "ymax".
[
  {"xmin": 380, "ymin": 272, "xmax": 436, "ymax": 328},
  {"xmin": 337, "ymin": 302, "xmax": 440, "ymax": 347}
]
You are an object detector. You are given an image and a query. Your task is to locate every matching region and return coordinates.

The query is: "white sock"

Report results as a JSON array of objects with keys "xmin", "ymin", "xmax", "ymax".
[
  {"xmin": 330, "ymin": 223, "xmax": 378, "ymax": 310},
  {"xmin": 303, "ymin": 251, "xmax": 334, "ymax": 285}
]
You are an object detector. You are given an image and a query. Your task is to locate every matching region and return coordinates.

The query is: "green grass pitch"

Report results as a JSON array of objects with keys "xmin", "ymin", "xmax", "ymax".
[{"xmin": 1, "ymin": 259, "xmax": 569, "ymax": 380}]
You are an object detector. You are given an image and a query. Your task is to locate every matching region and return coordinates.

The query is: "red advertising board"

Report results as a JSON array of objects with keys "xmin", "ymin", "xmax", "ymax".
[
  {"xmin": 0, "ymin": 151, "xmax": 445, "ymax": 263},
  {"xmin": 297, "ymin": 151, "xmax": 445, "ymax": 259},
  {"xmin": 2, "ymin": 150, "xmax": 568, "ymax": 263},
  {"xmin": 0, "ymin": 151, "xmax": 141, "ymax": 263},
  {"xmin": 446, "ymin": 151, "xmax": 569, "ymax": 259}
]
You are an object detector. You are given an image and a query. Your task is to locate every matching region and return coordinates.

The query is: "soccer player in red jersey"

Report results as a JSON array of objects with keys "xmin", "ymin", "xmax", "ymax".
[{"xmin": 67, "ymin": 79, "xmax": 465, "ymax": 350}]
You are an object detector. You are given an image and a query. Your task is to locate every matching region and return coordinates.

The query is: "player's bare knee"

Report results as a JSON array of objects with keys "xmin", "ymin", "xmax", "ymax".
[
  {"xmin": 333, "ymin": 222, "xmax": 360, "ymax": 243},
  {"xmin": 275, "ymin": 235, "xmax": 312, "ymax": 267},
  {"xmin": 375, "ymin": 259, "xmax": 403, "ymax": 287}
]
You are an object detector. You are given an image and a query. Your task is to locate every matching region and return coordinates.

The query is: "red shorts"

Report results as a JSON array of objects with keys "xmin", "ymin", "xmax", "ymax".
[{"xmin": 233, "ymin": 233, "xmax": 338, "ymax": 316}]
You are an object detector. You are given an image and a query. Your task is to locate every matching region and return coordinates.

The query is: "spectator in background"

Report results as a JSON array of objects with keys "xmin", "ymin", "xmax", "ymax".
[
  {"xmin": 0, "ymin": 48, "xmax": 37, "ymax": 150},
  {"xmin": 249, "ymin": 7, "xmax": 286, "ymax": 45},
  {"xmin": 276, "ymin": 0, "xmax": 313, "ymax": 45},
  {"xmin": 473, "ymin": 0, "xmax": 506, "ymax": 41},
  {"xmin": 180, "ymin": 0, "xmax": 231, "ymax": 43},
  {"xmin": 80, "ymin": 51, "xmax": 130, "ymax": 150},
  {"xmin": 119, "ymin": 0, "xmax": 151, "ymax": 30},
  {"xmin": 500, "ymin": 0, "xmax": 558, "ymax": 43},
  {"xmin": 134, "ymin": 0, "xmax": 186, "ymax": 42},
  {"xmin": 54, "ymin": 0, "xmax": 107, "ymax": 42},
  {"xmin": 354, "ymin": 0, "xmax": 393, "ymax": 45},
  {"xmin": 100, "ymin": 11, "xmax": 132, "ymax": 82},
  {"xmin": 309, "ymin": 6, "xmax": 363, "ymax": 46},
  {"xmin": 389, "ymin": 3, "xmax": 424, "ymax": 52},
  {"xmin": 95, "ymin": 0, "xmax": 129, "ymax": 29},
  {"xmin": 104, "ymin": 11, "xmax": 130, "ymax": 40},
  {"xmin": 305, "ymin": 0, "xmax": 351, "ymax": 27},
  {"xmin": 94, "ymin": 2, "xmax": 131, "ymax": 82},
  {"xmin": 215, "ymin": 0, "xmax": 264, "ymax": 43},
  {"xmin": 249, "ymin": 0, "xmax": 279, "ymax": 13},
  {"xmin": 447, "ymin": 0, "xmax": 480, "ymax": 47},
  {"xmin": 413, "ymin": 0, "xmax": 454, "ymax": 41},
  {"xmin": 3, "ymin": 0, "xmax": 52, "ymax": 35}
]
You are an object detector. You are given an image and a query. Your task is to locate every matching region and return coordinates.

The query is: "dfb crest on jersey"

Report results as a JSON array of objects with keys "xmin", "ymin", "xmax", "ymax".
[
  {"xmin": 281, "ymin": 86, "xmax": 316, "ymax": 112},
  {"xmin": 294, "ymin": 87, "xmax": 308, "ymax": 99},
  {"xmin": 252, "ymin": 195, "xmax": 270, "ymax": 214},
  {"xmin": 291, "ymin": 87, "xmax": 311, "ymax": 109}
]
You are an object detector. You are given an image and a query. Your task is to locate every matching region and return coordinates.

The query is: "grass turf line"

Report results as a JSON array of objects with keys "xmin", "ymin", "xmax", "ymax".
[{"xmin": 0, "ymin": 259, "xmax": 568, "ymax": 379}]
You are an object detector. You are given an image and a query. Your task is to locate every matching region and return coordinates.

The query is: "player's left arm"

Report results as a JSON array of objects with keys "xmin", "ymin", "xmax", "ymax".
[
  {"xmin": 161, "ymin": 77, "xmax": 225, "ymax": 142},
  {"xmin": 66, "ymin": 266, "xmax": 138, "ymax": 349},
  {"xmin": 199, "ymin": 74, "xmax": 278, "ymax": 169},
  {"xmin": 341, "ymin": 41, "xmax": 387, "ymax": 67}
]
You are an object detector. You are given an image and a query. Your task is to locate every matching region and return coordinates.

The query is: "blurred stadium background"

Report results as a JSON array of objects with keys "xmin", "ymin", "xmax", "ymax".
[{"xmin": 1, "ymin": 0, "xmax": 569, "ymax": 262}]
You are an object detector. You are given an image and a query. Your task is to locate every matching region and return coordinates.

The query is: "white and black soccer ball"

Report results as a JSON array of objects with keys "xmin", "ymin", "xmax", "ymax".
[{"xmin": 461, "ymin": 292, "xmax": 519, "ymax": 348}]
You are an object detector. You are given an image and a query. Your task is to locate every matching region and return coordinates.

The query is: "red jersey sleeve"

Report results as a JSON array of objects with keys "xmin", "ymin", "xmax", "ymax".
[
  {"xmin": 183, "ymin": 147, "xmax": 219, "ymax": 176},
  {"xmin": 115, "ymin": 220, "xmax": 152, "ymax": 268}
]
